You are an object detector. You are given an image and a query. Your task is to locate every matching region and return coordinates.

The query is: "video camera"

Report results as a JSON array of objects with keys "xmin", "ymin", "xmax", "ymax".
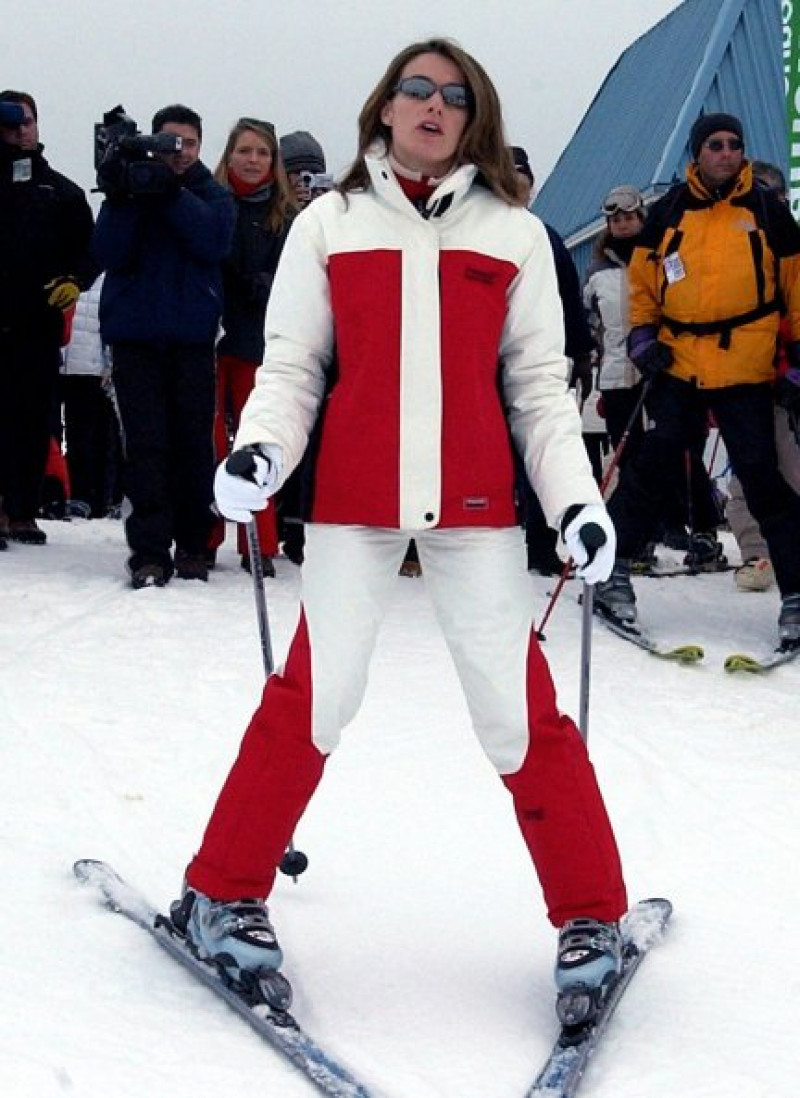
[
  {"xmin": 94, "ymin": 105, "xmax": 182, "ymax": 195},
  {"xmin": 0, "ymin": 101, "xmax": 25, "ymax": 127}
]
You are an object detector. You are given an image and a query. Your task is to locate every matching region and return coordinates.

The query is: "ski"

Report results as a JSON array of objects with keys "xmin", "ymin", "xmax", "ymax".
[
  {"xmin": 632, "ymin": 563, "xmax": 734, "ymax": 579},
  {"xmin": 526, "ymin": 897, "xmax": 673, "ymax": 1098},
  {"xmin": 724, "ymin": 639, "xmax": 800, "ymax": 674},
  {"xmin": 73, "ymin": 859, "xmax": 376, "ymax": 1098},
  {"xmin": 592, "ymin": 604, "xmax": 704, "ymax": 664}
]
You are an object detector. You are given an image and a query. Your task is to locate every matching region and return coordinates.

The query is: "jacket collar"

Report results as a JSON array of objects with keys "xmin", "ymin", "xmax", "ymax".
[
  {"xmin": 686, "ymin": 159, "xmax": 753, "ymax": 204},
  {"xmin": 364, "ymin": 143, "xmax": 478, "ymax": 220}
]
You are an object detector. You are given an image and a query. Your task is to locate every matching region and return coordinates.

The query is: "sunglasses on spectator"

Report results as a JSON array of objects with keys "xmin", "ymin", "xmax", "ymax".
[
  {"xmin": 703, "ymin": 137, "xmax": 743, "ymax": 152},
  {"xmin": 392, "ymin": 75, "xmax": 472, "ymax": 110}
]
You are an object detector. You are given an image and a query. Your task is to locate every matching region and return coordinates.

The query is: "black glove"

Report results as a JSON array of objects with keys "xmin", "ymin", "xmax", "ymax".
[
  {"xmin": 96, "ymin": 155, "xmax": 129, "ymax": 200},
  {"xmin": 627, "ymin": 325, "xmax": 673, "ymax": 378},
  {"xmin": 774, "ymin": 370, "xmax": 800, "ymax": 413},
  {"xmin": 569, "ymin": 353, "xmax": 594, "ymax": 402},
  {"xmin": 128, "ymin": 158, "xmax": 181, "ymax": 200}
]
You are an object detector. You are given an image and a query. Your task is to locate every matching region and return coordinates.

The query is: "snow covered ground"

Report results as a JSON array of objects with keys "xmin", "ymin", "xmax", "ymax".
[{"xmin": 2, "ymin": 516, "xmax": 797, "ymax": 1098}]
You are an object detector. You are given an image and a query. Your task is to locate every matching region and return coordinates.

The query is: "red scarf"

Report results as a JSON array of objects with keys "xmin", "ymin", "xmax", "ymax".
[{"xmin": 228, "ymin": 168, "xmax": 273, "ymax": 197}]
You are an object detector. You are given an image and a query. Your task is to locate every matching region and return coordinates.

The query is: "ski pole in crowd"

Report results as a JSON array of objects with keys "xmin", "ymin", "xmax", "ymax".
[{"xmin": 225, "ymin": 451, "xmax": 309, "ymax": 882}]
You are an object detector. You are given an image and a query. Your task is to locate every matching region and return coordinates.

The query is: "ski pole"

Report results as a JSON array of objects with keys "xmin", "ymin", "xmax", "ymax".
[
  {"xmin": 536, "ymin": 378, "xmax": 652, "ymax": 641},
  {"xmin": 226, "ymin": 451, "xmax": 309, "ymax": 883},
  {"xmin": 577, "ymin": 523, "xmax": 607, "ymax": 743}
]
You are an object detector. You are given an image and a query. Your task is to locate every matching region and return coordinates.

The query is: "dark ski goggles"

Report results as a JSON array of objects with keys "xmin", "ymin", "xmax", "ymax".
[{"xmin": 392, "ymin": 75, "xmax": 472, "ymax": 110}]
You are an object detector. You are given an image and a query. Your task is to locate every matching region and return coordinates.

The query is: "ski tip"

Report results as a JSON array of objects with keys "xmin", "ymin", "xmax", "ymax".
[
  {"xmin": 669, "ymin": 645, "xmax": 704, "ymax": 664},
  {"xmin": 624, "ymin": 897, "xmax": 673, "ymax": 949},
  {"xmin": 73, "ymin": 858, "xmax": 106, "ymax": 880},
  {"xmin": 724, "ymin": 653, "xmax": 763, "ymax": 674}
]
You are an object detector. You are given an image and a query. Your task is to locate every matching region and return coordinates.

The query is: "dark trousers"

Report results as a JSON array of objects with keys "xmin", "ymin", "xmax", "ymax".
[
  {"xmin": 0, "ymin": 330, "xmax": 61, "ymax": 521},
  {"xmin": 608, "ymin": 375, "xmax": 800, "ymax": 594},
  {"xmin": 62, "ymin": 375, "xmax": 122, "ymax": 517},
  {"xmin": 112, "ymin": 340, "xmax": 216, "ymax": 569}
]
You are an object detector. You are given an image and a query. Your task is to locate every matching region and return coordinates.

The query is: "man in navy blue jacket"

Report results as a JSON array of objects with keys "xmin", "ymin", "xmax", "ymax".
[{"xmin": 93, "ymin": 104, "xmax": 235, "ymax": 588}]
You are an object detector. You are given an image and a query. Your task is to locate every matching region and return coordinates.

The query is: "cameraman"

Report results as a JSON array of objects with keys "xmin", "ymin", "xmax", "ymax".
[
  {"xmin": 93, "ymin": 104, "xmax": 235, "ymax": 589},
  {"xmin": 0, "ymin": 90, "xmax": 95, "ymax": 548}
]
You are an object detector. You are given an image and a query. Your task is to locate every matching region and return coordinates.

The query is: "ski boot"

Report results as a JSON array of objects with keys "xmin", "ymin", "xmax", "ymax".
[
  {"xmin": 594, "ymin": 559, "xmax": 636, "ymax": 623},
  {"xmin": 170, "ymin": 888, "xmax": 290, "ymax": 1009},
  {"xmin": 555, "ymin": 918, "xmax": 622, "ymax": 1030},
  {"xmin": 778, "ymin": 593, "xmax": 800, "ymax": 644},
  {"xmin": 683, "ymin": 531, "xmax": 727, "ymax": 572}
]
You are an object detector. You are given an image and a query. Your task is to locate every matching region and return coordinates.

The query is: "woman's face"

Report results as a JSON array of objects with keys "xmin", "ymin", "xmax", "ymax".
[
  {"xmin": 228, "ymin": 129, "xmax": 273, "ymax": 185},
  {"xmin": 380, "ymin": 51, "xmax": 470, "ymax": 178},
  {"xmin": 608, "ymin": 210, "xmax": 642, "ymax": 239}
]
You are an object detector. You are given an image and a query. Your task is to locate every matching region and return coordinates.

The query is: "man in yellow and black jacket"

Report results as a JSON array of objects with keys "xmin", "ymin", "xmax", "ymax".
[{"xmin": 597, "ymin": 112, "xmax": 800, "ymax": 645}]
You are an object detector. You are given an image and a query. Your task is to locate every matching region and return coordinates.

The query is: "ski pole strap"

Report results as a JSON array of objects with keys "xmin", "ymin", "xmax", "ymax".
[{"xmin": 660, "ymin": 300, "xmax": 780, "ymax": 351}]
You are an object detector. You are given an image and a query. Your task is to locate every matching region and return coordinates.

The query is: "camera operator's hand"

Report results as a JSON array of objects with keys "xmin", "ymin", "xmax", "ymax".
[
  {"xmin": 214, "ymin": 444, "xmax": 283, "ymax": 522},
  {"xmin": 96, "ymin": 156, "xmax": 129, "ymax": 200},
  {"xmin": 44, "ymin": 276, "xmax": 81, "ymax": 311},
  {"xmin": 129, "ymin": 158, "xmax": 181, "ymax": 200},
  {"xmin": 627, "ymin": 324, "xmax": 673, "ymax": 379}
]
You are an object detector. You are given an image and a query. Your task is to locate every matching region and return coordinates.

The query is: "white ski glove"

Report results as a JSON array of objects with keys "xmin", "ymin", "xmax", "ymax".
[
  {"xmin": 213, "ymin": 444, "xmax": 283, "ymax": 523},
  {"xmin": 561, "ymin": 503, "xmax": 616, "ymax": 585}
]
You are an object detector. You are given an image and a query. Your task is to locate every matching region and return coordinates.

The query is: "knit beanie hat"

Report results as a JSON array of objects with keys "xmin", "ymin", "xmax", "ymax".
[
  {"xmin": 279, "ymin": 130, "xmax": 326, "ymax": 174},
  {"xmin": 689, "ymin": 113, "xmax": 744, "ymax": 159}
]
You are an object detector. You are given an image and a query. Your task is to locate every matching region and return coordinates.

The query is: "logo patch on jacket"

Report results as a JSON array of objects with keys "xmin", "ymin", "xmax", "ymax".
[
  {"xmin": 465, "ymin": 266, "xmax": 498, "ymax": 285},
  {"xmin": 463, "ymin": 496, "xmax": 490, "ymax": 511}
]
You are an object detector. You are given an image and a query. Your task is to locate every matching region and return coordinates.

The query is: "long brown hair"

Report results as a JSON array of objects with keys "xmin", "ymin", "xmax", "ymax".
[
  {"xmin": 337, "ymin": 38, "xmax": 523, "ymax": 205},
  {"xmin": 215, "ymin": 119, "xmax": 298, "ymax": 233}
]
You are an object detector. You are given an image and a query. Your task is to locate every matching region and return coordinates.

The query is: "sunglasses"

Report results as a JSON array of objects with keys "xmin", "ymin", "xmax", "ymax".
[
  {"xmin": 703, "ymin": 138, "xmax": 743, "ymax": 152},
  {"xmin": 237, "ymin": 116, "xmax": 275, "ymax": 134},
  {"xmin": 392, "ymin": 75, "xmax": 472, "ymax": 110}
]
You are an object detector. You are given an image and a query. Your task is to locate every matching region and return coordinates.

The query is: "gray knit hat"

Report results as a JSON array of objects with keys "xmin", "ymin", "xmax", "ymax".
[
  {"xmin": 279, "ymin": 130, "xmax": 326, "ymax": 174},
  {"xmin": 689, "ymin": 113, "xmax": 744, "ymax": 159}
]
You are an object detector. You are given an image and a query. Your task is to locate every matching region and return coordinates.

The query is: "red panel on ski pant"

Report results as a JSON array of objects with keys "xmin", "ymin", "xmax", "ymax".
[
  {"xmin": 503, "ymin": 636, "xmax": 627, "ymax": 927},
  {"xmin": 186, "ymin": 613, "xmax": 325, "ymax": 901}
]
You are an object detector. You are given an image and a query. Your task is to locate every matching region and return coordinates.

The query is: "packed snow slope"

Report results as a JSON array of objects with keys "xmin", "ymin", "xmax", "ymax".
[{"xmin": 1, "ymin": 518, "xmax": 797, "ymax": 1098}]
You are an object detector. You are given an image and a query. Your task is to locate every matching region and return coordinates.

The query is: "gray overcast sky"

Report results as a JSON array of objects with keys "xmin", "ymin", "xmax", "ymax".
[{"xmin": 2, "ymin": 0, "xmax": 683, "ymax": 203}]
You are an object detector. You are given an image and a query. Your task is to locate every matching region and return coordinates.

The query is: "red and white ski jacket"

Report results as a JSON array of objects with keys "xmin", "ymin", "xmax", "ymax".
[{"xmin": 236, "ymin": 150, "xmax": 601, "ymax": 530}]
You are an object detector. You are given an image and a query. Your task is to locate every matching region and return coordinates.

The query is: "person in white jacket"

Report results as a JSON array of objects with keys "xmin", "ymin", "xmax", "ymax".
[
  {"xmin": 61, "ymin": 272, "xmax": 121, "ymax": 517},
  {"xmin": 170, "ymin": 38, "xmax": 628, "ymax": 1014}
]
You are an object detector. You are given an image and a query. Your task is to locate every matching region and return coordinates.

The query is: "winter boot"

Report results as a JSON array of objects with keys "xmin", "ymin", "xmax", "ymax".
[
  {"xmin": 130, "ymin": 560, "xmax": 170, "ymax": 590},
  {"xmin": 778, "ymin": 594, "xmax": 800, "ymax": 643},
  {"xmin": 594, "ymin": 559, "xmax": 636, "ymax": 623},
  {"xmin": 554, "ymin": 917, "xmax": 622, "ymax": 1026},
  {"xmin": 171, "ymin": 888, "xmax": 283, "ymax": 979},
  {"xmin": 734, "ymin": 558, "xmax": 774, "ymax": 593},
  {"xmin": 684, "ymin": 531, "xmax": 727, "ymax": 571},
  {"xmin": 175, "ymin": 549, "xmax": 209, "ymax": 581}
]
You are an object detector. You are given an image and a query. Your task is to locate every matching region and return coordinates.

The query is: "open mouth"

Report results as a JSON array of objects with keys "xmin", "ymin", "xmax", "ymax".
[{"xmin": 419, "ymin": 121, "xmax": 443, "ymax": 135}]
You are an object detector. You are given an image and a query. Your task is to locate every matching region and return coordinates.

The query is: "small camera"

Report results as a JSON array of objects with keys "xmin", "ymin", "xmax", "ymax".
[{"xmin": 298, "ymin": 171, "xmax": 333, "ymax": 193}]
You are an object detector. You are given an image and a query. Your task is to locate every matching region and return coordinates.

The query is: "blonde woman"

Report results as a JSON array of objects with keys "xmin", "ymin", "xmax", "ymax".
[{"xmin": 207, "ymin": 118, "xmax": 297, "ymax": 574}]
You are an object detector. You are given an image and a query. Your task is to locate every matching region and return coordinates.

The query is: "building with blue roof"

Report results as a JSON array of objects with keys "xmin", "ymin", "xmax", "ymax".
[{"xmin": 533, "ymin": 0, "xmax": 784, "ymax": 277}]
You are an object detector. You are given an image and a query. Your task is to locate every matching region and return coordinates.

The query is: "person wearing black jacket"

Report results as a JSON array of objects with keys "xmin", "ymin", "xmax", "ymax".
[
  {"xmin": 93, "ymin": 103, "xmax": 235, "ymax": 588},
  {"xmin": 0, "ymin": 90, "xmax": 95, "ymax": 547},
  {"xmin": 206, "ymin": 117, "xmax": 297, "ymax": 576}
]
